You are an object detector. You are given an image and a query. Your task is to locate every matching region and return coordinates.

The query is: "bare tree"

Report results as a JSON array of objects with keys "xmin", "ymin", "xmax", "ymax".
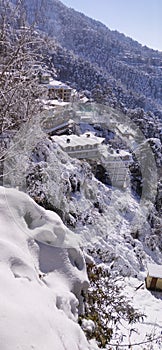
[
  {"xmin": 0, "ymin": 0, "xmax": 56, "ymax": 184},
  {"xmin": 0, "ymin": 0, "xmax": 53, "ymax": 134}
]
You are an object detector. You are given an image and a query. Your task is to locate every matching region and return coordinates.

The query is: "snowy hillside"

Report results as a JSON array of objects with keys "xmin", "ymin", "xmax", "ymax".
[
  {"xmin": 1, "ymin": 1, "xmax": 162, "ymax": 349},
  {"xmin": 1, "ymin": 98, "xmax": 161, "ymax": 347},
  {"xmin": 0, "ymin": 186, "xmax": 99, "ymax": 350},
  {"xmin": 13, "ymin": 0, "xmax": 162, "ymax": 117},
  {"xmin": 1, "ymin": 147, "xmax": 162, "ymax": 348}
]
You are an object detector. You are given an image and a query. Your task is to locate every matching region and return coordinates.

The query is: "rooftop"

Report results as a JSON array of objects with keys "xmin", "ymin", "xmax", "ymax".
[
  {"xmin": 52, "ymin": 132, "xmax": 105, "ymax": 149},
  {"xmin": 48, "ymin": 79, "xmax": 71, "ymax": 90},
  {"xmin": 101, "ymin": 146, "xmax": 132, "ymax": 161},
  {"xmin": 41, "ymin": 99, "xmax": 69, "ymax": 107},
  {"xmin": 147, "ymin": 264, "xmax": 162, "ymax": 279}
]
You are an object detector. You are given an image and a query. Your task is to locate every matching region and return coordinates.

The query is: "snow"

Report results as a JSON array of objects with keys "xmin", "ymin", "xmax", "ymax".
[
  {"xmin": 48, "ymin": 79, "xmax": 71, "ymax": 90},
  {"xmin": 1, "ymin": 120, "xmax": 161, "ymax": 348},
  {"xmin": 0, "ymin": 186, "xmax": 97, "ymax": 350},
  {"xmin": 41, "ymin": 98, "xmax": 69, "ymax": 107},
  {"xmin": 147, "ymin": 264, "xmax": 162, "ymax": 279},
  {"xmin": 82, "ymin": 319, "xmax": 95, "ymax": 333},
  {"xmin": 120, "ymin": 277, "xmax": 162, "ymax": 349},
  {"xmin": 52, "ymin": 132, "xmax": 105, "ymax": 149}
]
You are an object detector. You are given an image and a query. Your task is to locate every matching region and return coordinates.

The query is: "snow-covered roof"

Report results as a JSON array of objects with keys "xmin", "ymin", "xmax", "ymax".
[
  {"xmin": 106, "ymin": 148, "xmax": 132, "ymax": 160},
  {"xmin": 42, "ymin": 99, "xmax": 70, "ymax": 107},
  {"xmin": 116, "ymin": 125, "xmax": 135, "ymax": 137},
  {"xmin": 147, "ymin": 264, "xmax": 162, "ymax": 279},
  {"xmin": 48, "ymin": 79, "xmax": 71, "ymax": 90},
  {"xmin": 52, "ymin": 133, "xmax": 105, "ymax": 149},
  {"xmin": 110, "ymin": 149, "xmax": 130, "ymax": 157},
  {"xmin": 79, "ymin": 96, "xmax": 89, "ymax": 103},
  {"xmin": 46, "ymin": 119, "xmax": 75, "ymax": 133}
]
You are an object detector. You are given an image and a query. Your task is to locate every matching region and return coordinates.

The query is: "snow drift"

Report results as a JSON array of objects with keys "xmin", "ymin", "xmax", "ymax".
[{"xmin": 0, "ymin": 186, "xmax": 95, "ymax": 350}]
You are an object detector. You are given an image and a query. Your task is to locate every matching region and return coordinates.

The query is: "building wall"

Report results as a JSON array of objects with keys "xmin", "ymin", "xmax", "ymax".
[
  {"xmin": 146, "ymin": 276, "xmax": 162, "ymax": 291},
  {"xmin": 156, "ymin": 278, "xmax": 162, "ymax": 290},
  {"xmin": 67, "ymin": 148, "xmax": 99, "ymax": 159},
  {"xmin": 63, "ymin": 89, "xmax": 71, "ymax": 102},
  {"xmin": 48, "ymin": 87, "xmax": 71, "ymax": 102},
  {"xmin": 103, "ymin": 160, "xmax": 130, "ymax": 187}
]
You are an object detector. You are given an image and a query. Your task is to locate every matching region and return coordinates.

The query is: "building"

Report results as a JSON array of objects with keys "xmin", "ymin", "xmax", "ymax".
[
  {"xmin": 145, "ymin": 264, "xmax": 162, "ymax": 291},
  {"xmin": 115, "ymin": 125, "xmax": 135, "ymax": 140},
  {"xmin": 45, "ymin": 119, "xmax": 76, "ymax": 136},
  {"xmin": 38, "ymin": 71, "xmax": 51, "ymax": 84},
  {"xmin": 52, "ymin": 133, "xmax": 105, "ymax": 159},
  {"xmin": 101, "ymin": 147, "xmax": 132, "ymax": 188},
  {"xmin": 47, "ymin": 80, "xmax": 72, "ymax": 102},
  {"xmin": 38, "ymin": 70, "xmax": 72, "ymax": 102}
]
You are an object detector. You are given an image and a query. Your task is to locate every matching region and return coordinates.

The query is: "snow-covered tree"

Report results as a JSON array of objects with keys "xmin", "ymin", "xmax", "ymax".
[{"xmin": 0, "ymin": 0, "xmax": 51, "ymax": 134}]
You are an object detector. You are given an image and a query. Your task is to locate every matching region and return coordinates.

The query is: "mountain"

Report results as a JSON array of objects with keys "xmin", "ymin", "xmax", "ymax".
[
  {"xmin": 1, "ymin": 1, "xmax": 162, "ymax": 349},
  {"xmin": 15, "ymin": 0, "xmax": 162, "ymax": 117}
]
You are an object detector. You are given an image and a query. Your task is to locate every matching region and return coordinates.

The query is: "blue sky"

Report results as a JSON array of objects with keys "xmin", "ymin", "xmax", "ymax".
[{"xmin": 61, "ymin": 0, "xmax": 162, "ymax": 51}]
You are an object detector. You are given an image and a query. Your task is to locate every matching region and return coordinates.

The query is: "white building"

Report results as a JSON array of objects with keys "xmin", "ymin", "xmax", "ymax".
[
  {"xmin": 101, "ymin": 147, "xmax": 132, "ymax": 188},
  {"xmin": 52, "ymin": 133, "xmax": 105, "ymax": 159}
]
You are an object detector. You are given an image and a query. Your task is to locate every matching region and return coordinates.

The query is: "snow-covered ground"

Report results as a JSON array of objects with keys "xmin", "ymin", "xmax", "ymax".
[
  {"xmin": 25, "ymin": 137, "xmax": 162, "ymax": 349},
  {"xmin": 108, "ymin": 276, "xmax": 162, "ymax": 349},
  {"xmin": 1, "ymin": 107, "xmax": 161, "ymax": 349},
  {"xmin": 0, "ymin": 185, "xmax": 161, "ymax": 349},
  {"xmin": 0, "ymin": 187, "xmax": 98, "ymax": 350}
]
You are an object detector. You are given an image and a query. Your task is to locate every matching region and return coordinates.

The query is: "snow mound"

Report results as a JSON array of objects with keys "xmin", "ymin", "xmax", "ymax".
[{"xmin": 0, "ymin": 187, "xmax": 95, "ymax": 350}]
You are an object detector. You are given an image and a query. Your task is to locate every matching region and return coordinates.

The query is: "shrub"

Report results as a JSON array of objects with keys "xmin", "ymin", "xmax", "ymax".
[{"xmin": 79, "ymin": 262, "xmax": 144, "ymax": 348}]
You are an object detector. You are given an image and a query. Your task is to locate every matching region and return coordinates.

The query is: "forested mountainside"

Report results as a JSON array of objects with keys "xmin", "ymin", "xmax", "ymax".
[
  {"xmin": 1, "ymin": 1, "xmax": 162, "ymax": 349},
  {"xmin": 12, "ymin": 0, "xmax": 162, "ymax": 117}
]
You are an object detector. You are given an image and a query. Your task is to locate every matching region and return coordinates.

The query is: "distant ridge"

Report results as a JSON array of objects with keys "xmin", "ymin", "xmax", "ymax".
[{"xmin": 11, "ymin": 0, "xmax": 162, "ymax": 117}]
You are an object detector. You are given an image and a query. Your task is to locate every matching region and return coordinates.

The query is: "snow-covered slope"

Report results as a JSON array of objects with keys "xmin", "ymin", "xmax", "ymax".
[
  {"xmin": 2, "ymin": 102, "xmax": 161, "ymax": 347},
  {"xmin": 24, "ymin": 135, "xmax": 162, "ymax": 348},
  {"xmin": 1, "ymin": 181, "xmax": 161, "ymax": 349},
  {"xmin": 0, "ymin": 186, "xmax": 98, "ymax": 350},
  {"xmin": 24, "ymin": 136, "xmax": 161, "ymax": 275}
]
